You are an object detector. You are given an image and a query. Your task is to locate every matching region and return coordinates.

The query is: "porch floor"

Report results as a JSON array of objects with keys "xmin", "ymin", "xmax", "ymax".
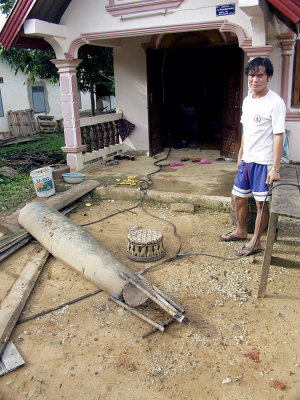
[{"xmin": 79, "ymin": 148, "xmax": 238, "ymax": 209}]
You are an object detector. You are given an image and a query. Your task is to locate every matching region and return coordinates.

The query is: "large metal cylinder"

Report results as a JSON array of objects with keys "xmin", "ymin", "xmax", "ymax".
[{"xmin": 18, "ymin": 202, "xmax": 142, "ymax": 302}]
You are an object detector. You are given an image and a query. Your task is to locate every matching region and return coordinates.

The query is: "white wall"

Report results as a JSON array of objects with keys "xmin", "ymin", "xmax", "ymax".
[
  {"xmin": 0, "ymin": 59, "xmax": 93, "ymax": 135},
  {"xmin": 286, "ymin": 121, "xmax": 300, "ymax": 162},
  {"xmin": 113, "ymin": 36, "xmax": 149, "ymax": 153},
  {"xmin": 80, "ymin": 91, "xmax": 93, "ymax": 112},
  {"xmin": 0, "ymin": 59, "xmax": 62, "ymax": 134},
  {"xmin": 60, "ymin": 0, "xmax": 252, "ymax": 54},
  {"xmin": 103, "ymin": 95, "xmax": 116, "ymax": 111},
  {"xmin": 1, "ymin": 60, "xmax": 33, "ymax": 133}
]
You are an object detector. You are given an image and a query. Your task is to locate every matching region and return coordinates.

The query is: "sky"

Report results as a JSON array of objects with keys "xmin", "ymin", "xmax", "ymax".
[{"xmin": 0, "ymin": 12, "xmax": 7, "ymax": 31}]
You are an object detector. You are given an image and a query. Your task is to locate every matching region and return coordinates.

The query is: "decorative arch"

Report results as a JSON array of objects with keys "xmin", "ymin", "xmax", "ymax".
[
  {"xmin": 142, "ymin": 21, "xmax": 249, "ymax": 49},
  {"xmin": 66, "ymin": 20, "xmax": 273, "ymax": 60}
]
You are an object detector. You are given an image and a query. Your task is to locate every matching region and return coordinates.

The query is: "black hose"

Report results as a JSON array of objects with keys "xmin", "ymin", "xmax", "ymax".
[{"xmin": 17, "ymin": 289, "xmax": 103, "ymax": 325}]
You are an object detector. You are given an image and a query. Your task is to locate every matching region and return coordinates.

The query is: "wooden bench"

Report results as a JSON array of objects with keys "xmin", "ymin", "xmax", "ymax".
[{"xmin": 258, "ymin": 165, "xmax": 300, "ymax": 297}]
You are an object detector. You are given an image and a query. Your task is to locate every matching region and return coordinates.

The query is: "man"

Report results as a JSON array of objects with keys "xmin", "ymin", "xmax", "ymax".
[{"xmin": 220, "ymin": 57, "xmax": 286, "ymax": 256}]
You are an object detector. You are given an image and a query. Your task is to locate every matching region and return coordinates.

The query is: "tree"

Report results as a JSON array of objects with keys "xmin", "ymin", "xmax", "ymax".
[
  {"xmin": 0, "ymin": 0, "xmax": 15, "ymax": 16},
  {"xmin": 0, "ymin": 1, "xmax": 114, "ymax": 115},
  {"xmin": 0, "ymin": 47, "xmax": 59, "ymax": 84},
  {"xmin": 77, "ymin": 47, "xmax": 114, "ymax": 115}
]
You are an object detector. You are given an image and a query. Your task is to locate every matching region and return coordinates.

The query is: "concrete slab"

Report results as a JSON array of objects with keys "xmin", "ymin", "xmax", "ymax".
[{"xmin": 81, "ymin": 149, "xmax": 237, "ymax": 209}]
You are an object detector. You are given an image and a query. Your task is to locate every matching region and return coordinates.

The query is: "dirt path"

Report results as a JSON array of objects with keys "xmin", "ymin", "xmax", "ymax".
[{"xmin": 0, "ymin": 199, "xmax": 299, "ymax": 400}]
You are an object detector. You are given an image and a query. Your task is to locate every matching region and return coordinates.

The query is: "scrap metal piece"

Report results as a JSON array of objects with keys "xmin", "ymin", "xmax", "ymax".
[
  {"xmin": 0, "ymin": 341, "xmax": 25, "ymax": 376},
  {"xmin": 119, "ymin": 272, "xmax": 190, "ymax": 324}
]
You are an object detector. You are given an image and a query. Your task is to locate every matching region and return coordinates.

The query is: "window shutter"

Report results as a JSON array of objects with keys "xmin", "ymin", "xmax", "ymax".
[{"xmin": 32, "ymin": 86, "xmax": 46, "ymax": 113}]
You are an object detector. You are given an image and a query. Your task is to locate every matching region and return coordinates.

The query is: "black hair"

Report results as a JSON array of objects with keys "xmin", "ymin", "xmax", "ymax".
[{"xmin": 245, "ymin": 57, "xmax": 273, "ymax": 77}]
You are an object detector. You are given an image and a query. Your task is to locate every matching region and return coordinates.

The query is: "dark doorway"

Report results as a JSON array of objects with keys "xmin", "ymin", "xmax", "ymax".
[{"xmin": 147, "ymin": 42, "xmax": 243, "ymax": 158}]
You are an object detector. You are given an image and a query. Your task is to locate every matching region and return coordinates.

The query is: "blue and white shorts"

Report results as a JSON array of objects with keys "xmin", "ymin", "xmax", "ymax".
[{"xmin": 232, "ymin": 161, "xmax": 271, "ymax": 202}]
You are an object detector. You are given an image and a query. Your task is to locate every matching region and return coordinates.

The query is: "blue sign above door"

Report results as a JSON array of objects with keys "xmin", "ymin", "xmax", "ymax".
[{"xmin": 216, "ymin": 4, "xmax": 235, "ymax": 16}]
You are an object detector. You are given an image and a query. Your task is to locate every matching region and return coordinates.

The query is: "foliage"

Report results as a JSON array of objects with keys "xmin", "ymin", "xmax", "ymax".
[
  {"xmin": 78, "ymin": 47, "xmax": 114, "ymax": 95},
  {"xmin": 0, "ymin": 0, "xmax": 15, "ymax": 15},
  {"xmin": 0, "ymin": 47, "xmax": 59, "ymax": 84}
]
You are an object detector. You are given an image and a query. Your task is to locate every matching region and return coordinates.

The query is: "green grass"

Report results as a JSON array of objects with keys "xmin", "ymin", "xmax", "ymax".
[
  {"xmin": 0, "ymin": 174, "xmax": 36, "ymax": 211},
  {"xmin": 0, "ymin": 132, "xmax": 65, "ymax": 158},
  {"xmin": 0, "ymin": 132, "xmax": 66, "ymax": 211}
]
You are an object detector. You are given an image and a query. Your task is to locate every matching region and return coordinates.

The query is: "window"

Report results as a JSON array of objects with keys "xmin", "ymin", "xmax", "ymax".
[
  {"xmin": 32, "ymin": 86, "xmax": 46, "ymax": 113},
  {"xmin": 292, "ymin": 41, "xmax": 300, "ymax": 107},
  {"xmin": 0, "ymin": 89, "xmax": 4, "ymax": 117}
]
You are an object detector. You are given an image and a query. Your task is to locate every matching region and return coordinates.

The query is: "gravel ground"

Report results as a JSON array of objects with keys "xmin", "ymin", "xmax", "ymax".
[{"xmin": 0, "ymin": 199, "xmax": 299, "ymax": 400}]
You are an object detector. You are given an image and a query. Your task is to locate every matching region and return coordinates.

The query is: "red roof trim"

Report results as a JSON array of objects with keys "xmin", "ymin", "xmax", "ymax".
[
  {"xmin": 0, "ymin": 0, "xmax": 37, "ymax": 49},
  {"xmin": 268, "ymin": 0, "xmax": 300, "ymax": 23}
]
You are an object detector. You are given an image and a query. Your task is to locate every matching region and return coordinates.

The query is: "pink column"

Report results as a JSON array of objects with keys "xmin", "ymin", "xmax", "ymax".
[
  {"xmin": 51, "ymin": 59, "xmax": 86, "ymax": 170},
  {"xmin": 241, "ymin": 39, "xmax": 273, "ymax": 60},
  {"xmin": 277, "ymin": 33, "xmax": 295, "ymax": 107}
]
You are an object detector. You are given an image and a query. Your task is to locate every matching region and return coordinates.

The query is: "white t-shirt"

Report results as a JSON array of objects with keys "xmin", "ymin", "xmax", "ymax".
[{"xmin": 240, "ymin": 89, "xmax": 286, "ymax": 164}]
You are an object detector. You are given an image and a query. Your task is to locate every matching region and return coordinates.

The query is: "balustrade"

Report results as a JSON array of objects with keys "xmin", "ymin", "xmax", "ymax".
[
  {"xmin": 78, "ymin": 112, "xmax": 134, "ymax": 165},
  {"xmin": 80, "ymin": 119, "xmax": 120, "ymax": 154}
]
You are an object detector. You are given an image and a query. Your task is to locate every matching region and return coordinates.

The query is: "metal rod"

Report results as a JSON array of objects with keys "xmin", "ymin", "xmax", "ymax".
[
  {"xmin": 110, "ymin": 296, "xmax": 165, "ymax": 332},
  {"xmin": 142, "ymin": 317, "xmax": 175, "ymax": 339}
]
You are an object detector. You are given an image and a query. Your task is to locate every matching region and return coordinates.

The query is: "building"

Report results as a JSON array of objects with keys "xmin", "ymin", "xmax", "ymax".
[
  {"xmin": 0, "ymin": 0, "xmax": 299, "ymax": 170},
  {"xmin": 0, "ymin": 57, "xmax": 115, "ymax": 137}
]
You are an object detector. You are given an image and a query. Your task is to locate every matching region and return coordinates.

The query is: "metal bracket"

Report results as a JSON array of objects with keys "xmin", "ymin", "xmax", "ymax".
[{"xmin": 119, "ymin": 271, "xmax": 190, "ymax": 325}]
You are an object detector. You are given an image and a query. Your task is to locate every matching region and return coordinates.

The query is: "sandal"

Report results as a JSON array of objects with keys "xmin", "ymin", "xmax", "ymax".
[
  {"xmin": 235, "ymin": 246, "xmax": 262, "ymax": 257},
  {"xmin": 197, "ymin": 158, "xmax": 211, "ymax": 164},
  {"xmin": 219, "ymin": 232, "xmax": 247, "ymax": 242}
]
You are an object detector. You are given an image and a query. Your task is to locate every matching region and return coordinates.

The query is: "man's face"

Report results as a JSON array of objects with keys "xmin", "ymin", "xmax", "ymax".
[{"xmin": 248, "ymin": 65, "xmax": 271, "ymax": 97}]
